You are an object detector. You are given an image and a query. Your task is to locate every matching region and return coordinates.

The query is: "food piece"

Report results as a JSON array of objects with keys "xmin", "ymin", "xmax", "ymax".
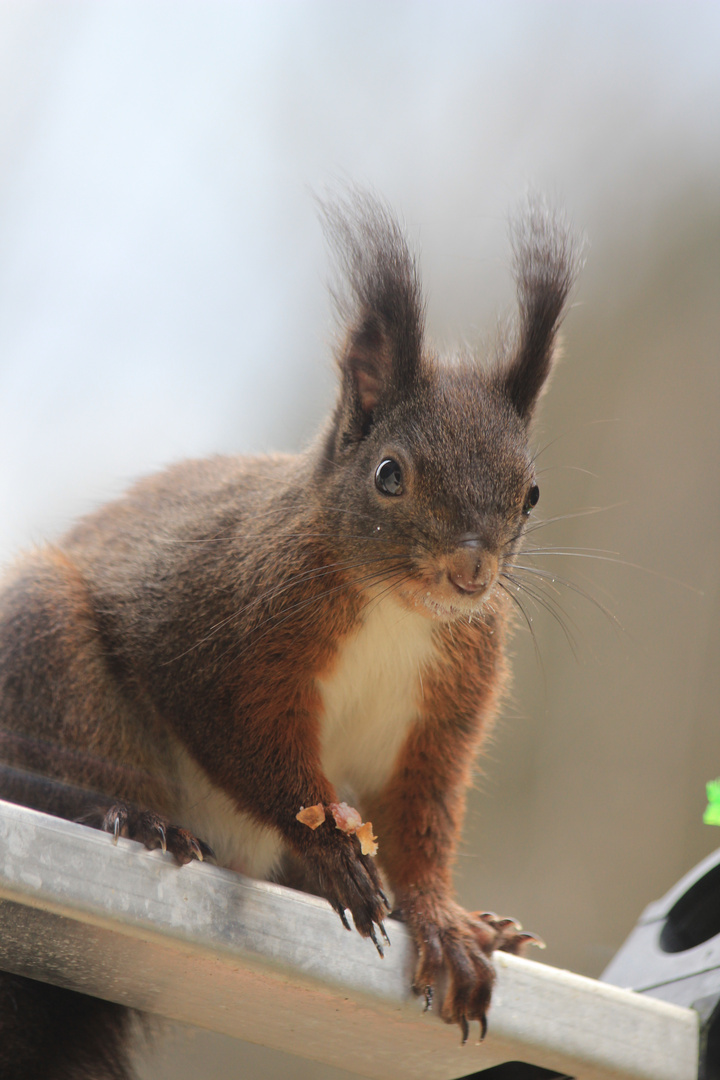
[
  {"xmin": 296, "ymin": 804, "xmax": 326, "ymax": 829},
  {"xmin": 355, "ymin": 821, "xmax": 378, "ymax": 857},
  {"xmin": 329, "ymin": 801, "xmax": 362, "ymax": 833},
  {"xmin": 296, "ymin": 800, "xmax": 379, "ymax": 856}
]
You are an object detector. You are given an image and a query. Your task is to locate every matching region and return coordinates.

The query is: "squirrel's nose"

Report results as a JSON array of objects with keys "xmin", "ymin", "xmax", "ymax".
[{"xmin": 447, "ymin": 541, "xmax": 498, "ymax": 595}]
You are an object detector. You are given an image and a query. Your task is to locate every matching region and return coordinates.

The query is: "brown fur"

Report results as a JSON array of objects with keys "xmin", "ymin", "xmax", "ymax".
[{"xmin": 0, "ymin": 189, "xmax": 581, "ymax": 1072}]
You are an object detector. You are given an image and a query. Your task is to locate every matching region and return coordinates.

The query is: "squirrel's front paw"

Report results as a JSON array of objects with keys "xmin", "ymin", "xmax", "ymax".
[
  {"xmin": 101, "ymin": 803, "xmax": 214, "ymax": 865},
  {"xmin": 405, "ymin": 900, "xmax": 542, "ymax": 1043},
  {"xmin": 309, "ymin": 833, "xmax": 391, "ymax": 955}
]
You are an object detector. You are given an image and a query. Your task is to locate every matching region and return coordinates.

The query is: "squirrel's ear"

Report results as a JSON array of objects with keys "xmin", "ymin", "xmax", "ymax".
[
  {"xmin": 318, "ymin": 188, "xmax": 425, "ymax": 438},
  {"xmin": 340, "ymin": 313, "xmax": 393, "ymax": 416},
  {"xmin": 499, "ymin": 198, "xmax": 583, "ymax": 420}
]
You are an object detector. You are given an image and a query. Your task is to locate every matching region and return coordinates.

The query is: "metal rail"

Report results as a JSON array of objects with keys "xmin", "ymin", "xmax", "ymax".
[{"xmin": 0, "ymin": 800, "xmax": 699, "ymax": 1079}]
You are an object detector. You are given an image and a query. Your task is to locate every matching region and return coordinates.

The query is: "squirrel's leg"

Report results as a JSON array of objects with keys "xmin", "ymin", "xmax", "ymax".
[
  {"xmin": 365, "ymin": 699, "xmax": 539, "ymax": 1041},
  {"xmin": 193, "ymin": 715, "xmax": 392, "ymax": 950}
]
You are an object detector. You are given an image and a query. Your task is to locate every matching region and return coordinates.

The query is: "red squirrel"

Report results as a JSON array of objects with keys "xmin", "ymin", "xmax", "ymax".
[{"xmin": 0, "ymin": 189, "xmax": 580, "ymax": 1078}]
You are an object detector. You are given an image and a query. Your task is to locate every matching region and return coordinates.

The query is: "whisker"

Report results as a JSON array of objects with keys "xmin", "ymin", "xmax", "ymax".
[
  {"xmin": 506, "ymin": 563, "xmax": 623, "ymax": 631},
  {"xmin": 535, "ymin": 465, "xmax": 599, "ymax": 480},
  {"xmin": 520, "ymin": 548, "xmax": 703, "ymax": 595},
  {"xmin": 524, "ymin": 503, "xmax": 628, "ymax": 534},
  {"xmin": 501, "ymin": 571, "xmax": 580, "ymax": 657},
  {"xmin": 156, "ymin": 529, "xmax": 395, "ymax": 546},
  {"xmin": 164, "ymin": 551, "xmax": 408, "ymax": 664},
  {"xmin": 213, "ymin": 563, "xmax": 410, "ymax": 676},
  {"xmin": 530, "ymin": 418, "xmax": 623, "ymax": 466},
  {"xmin": 523, "ymin": 545, "xmax": 621, "ymax": 555},
  {"xmin": 356, "ymin": 574, "xmax": 407, "ymax": 621},
  {"xmin": 497, "ymin": 579, "xmax": 544, "ymax": 674}
]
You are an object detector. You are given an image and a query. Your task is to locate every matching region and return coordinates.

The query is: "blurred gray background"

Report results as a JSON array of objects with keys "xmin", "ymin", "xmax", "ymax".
[{"xmin": 0, "ymin": 2, "xmax": 718, "ymax": 1077}]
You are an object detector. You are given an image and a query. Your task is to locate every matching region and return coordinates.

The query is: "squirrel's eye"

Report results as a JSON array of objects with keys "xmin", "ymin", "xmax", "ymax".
[
  {"xmin": 523, "ymin": 484, "xmax": 540, "ymax": 514},
  {"xmin": 375, "ymin": 459, "xmax": 403, "ymax": 496}
]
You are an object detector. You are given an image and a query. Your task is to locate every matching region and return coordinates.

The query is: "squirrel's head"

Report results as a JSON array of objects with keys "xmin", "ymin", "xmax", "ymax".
[{"xmin": 316, "ymin": 189, "xmax": 582, "ymax": 621}]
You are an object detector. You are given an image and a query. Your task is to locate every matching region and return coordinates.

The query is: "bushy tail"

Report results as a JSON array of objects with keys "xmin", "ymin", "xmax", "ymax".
[{"xmin": 0, "ymin": 972, "xmax": 138, "ymax": 1080}]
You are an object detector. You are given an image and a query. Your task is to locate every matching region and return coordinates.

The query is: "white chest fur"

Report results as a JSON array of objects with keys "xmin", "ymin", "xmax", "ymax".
[
  {"xmin": 167, "ymin": 597, "xmax": 437, "ymax": 881},
  {"xmin": 316, "ymin": 596, "xmax": 438, "ymax": 803},
  {"xmin": 170, "ymin": 738, "xmax": 285, "ymax": 880}
]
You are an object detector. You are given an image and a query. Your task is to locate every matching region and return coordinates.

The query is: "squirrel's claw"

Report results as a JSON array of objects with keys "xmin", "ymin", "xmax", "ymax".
[
  {"xmin": 101, "ymin": 803, "xmax": 213, "ymax": 865},
  {"xmin": 334, "ymin": 904, "xmax": 352, "ymax": 932},
  {"xmin": 189, "ymin": 836, "xmax": 209, "ymax": 861}
]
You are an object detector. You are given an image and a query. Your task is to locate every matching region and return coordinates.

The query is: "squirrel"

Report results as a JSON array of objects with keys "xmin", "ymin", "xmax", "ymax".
[{"xmin": 0, "ymin": 188, "xmax": 580, "ymax": 1079}]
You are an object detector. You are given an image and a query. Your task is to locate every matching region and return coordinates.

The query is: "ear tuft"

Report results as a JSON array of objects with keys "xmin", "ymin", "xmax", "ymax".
[
  {"xmin": 317, "ymin": 187, "xmax": 425, "ymax": 432},
  {"xmin": 501, "ymin": 195, "xmax": 584, "ymax": 419}
]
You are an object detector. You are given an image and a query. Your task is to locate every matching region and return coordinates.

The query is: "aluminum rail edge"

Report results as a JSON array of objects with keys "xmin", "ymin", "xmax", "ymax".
[{"xmin": 0, "ymin": 800, "xmax": 699, "ymax": 1080}]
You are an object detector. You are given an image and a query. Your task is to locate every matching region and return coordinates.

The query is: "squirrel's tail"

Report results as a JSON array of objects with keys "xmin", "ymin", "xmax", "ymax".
[{"xmin": 0, "ymin": 972, "xmax": 138, "ymax": 1080}]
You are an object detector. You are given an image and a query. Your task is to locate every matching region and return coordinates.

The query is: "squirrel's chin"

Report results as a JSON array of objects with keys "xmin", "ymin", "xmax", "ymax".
[{"xmin": 395, "ymin": 584, "xmax": 497, "ymax": 623}]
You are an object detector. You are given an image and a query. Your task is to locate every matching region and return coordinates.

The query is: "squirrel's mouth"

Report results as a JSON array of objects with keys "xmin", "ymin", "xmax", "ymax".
[
  {"xmin": 414, "ymin": 590, "xmax": 498, "ymax": 622},
  {"xmin": 360, "ymin": 548, "xmax": 503, "ymax": 622},
  {"xmin": 394, "ymin": 568, "xmax": 502, "ymax": 623}
]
